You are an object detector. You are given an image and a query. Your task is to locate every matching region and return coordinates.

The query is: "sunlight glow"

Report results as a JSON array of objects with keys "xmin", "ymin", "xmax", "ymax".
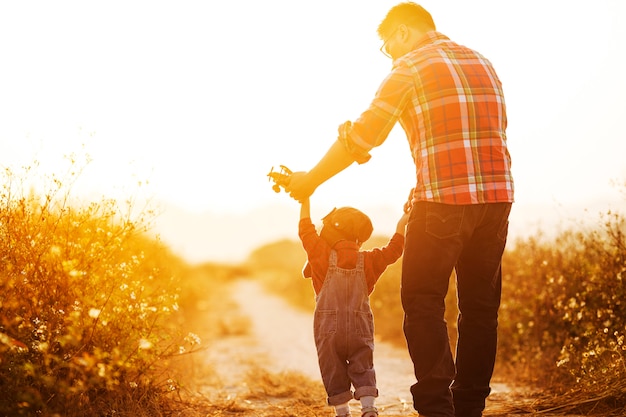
[{"xmin": 1, "ymin": 1, "xmax": 624, "ymax": 262}]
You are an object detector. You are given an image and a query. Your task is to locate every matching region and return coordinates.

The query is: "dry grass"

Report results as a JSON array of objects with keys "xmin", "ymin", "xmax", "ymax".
[
  {"xmin": 514, "ymin": 385, "xmax": 626, "ymax": 417},
  {"xmin": 241, "ymin": 367, "xmax": 330, "ymax": 416}
]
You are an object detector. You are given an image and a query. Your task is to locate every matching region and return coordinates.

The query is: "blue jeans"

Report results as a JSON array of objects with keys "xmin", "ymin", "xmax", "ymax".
[{"xmin": 401, "ymin": 202, "xmax": 511, "ymax": 417}]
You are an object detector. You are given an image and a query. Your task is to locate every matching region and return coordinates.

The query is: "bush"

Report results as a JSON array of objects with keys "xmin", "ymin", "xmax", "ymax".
[
  {"xmin": 499, "ymin": 205, "xmax": 626, "ymax": 408},
  {"xmin": 0, "ymin": 163, "xmax": 198, "ymax": 416},
  {"xmin": 245, "ymin": 239, "xmax": 314, "ymax": 310},
  {"xmin": 177, "ymin": 261, "xmax": 252, "ymax": 339}
]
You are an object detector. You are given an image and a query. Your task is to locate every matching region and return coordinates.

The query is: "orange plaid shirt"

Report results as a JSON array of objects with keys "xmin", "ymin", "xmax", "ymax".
[{"xmin": 342, "ymin": 31, "xmax": 514, "ymax": 205}]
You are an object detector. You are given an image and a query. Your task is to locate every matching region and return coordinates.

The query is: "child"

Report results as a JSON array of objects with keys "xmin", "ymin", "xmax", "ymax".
[{"xmin": 298, "ymin": 197, "xmax": 410, "ymax": 417}]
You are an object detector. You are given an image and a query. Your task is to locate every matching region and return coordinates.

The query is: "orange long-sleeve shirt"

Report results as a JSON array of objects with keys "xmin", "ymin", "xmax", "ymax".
[{"xmin": 298, "ymin": 218, "xmax": 404, "ymax": 295}]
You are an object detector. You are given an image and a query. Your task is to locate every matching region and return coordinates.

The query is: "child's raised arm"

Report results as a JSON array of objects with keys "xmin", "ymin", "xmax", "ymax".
[{"xmin": 300, "ymin": 197, "xmax": 311, "ymax": 220}]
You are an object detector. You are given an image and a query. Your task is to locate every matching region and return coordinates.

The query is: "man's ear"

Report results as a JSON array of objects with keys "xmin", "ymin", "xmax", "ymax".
[{"xmin": 398, "ymin": 24, "xmax": 409, "ymax": 41}]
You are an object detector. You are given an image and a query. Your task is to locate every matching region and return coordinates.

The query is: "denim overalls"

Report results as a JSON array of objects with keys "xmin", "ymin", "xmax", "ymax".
[{"xmin": 313, "ymin": 250, "xmax": 379, "ymax": 406}]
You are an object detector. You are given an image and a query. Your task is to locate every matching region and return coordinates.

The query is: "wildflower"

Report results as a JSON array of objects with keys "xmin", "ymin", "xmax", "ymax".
[
  {"xmin": 185, "ymin": 332, "xmax": 201, "ymax": 346},
  {"xmin": 138, "ymin": 338, "xmax": 152, "ymax": 350},
  {"xmin": 166, "ymin": 379, "xmax": 177, "ymax": 391}
]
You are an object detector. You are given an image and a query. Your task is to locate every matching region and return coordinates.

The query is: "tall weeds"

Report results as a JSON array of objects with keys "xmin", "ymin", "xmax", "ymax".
[
  {"xmin": 499, "ymin": 199, "xmax": 626, "ymax": 412},
  {"xmin": 0, "ymin": 161, "xmax": 197, "ymax": 416}
]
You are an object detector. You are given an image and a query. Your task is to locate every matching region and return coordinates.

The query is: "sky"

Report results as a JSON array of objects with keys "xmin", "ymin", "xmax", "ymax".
[{"xmin": 1, "ymin": 1, "xmax": 625, "ymax": 262}]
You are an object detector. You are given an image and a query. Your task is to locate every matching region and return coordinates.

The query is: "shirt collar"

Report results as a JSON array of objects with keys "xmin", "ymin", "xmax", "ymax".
[
  {"xmin": 413, "ymin": 30, "xmax": 450, "ymax": 51},
  {"xmin": 333, "ymin": 240, "xmax": 359, "ymax": 250}
]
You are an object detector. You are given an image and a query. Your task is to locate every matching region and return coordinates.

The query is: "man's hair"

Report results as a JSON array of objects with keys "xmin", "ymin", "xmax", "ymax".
[{"xmin": 377, "ymin": 2, "xmax": 436, "ymax": 39}]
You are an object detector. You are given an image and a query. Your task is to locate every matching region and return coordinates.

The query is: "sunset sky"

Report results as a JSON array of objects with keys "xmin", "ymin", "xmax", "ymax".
[{"xmin": 1, "ymin": 1, "xmax": 625, "ymax": 262}]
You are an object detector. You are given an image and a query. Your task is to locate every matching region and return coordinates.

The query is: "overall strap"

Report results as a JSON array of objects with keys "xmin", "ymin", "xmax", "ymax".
[
  {"xmin": 356, "ymin": 252, "xmax": 365, "ymax": 271},
  {"xmin": 328, "ymin": 250, "xmax": 338, "ymax": 268}
]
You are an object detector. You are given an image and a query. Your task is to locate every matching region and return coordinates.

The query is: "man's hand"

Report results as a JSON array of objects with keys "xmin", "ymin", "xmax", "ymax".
[
  {"xmin": 284, "ymin": 138, "xmax": 355, "ymax": 202},
  {"xmin": 285, "ymin": 171, "xmax": 317, "ymax": 203}
]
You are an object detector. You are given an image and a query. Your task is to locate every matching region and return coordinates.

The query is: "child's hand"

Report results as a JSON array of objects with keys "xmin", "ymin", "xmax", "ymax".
[
  {"xmin": 397, "ymin": 187, "xmax": 414, "ymax": 235},
  {"xmin": 403, "ymin": 187, "xmax": 415, "ymax": 214},
  {"xmin": 396, "ymin": 210, "xmax": 410, "ymax": 236}
]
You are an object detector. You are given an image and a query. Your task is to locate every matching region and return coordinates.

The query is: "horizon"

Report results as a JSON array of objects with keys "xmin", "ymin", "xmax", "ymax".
[{"xmin": 151, "ymin": 191, "xmax": 625, "ymax": 265}]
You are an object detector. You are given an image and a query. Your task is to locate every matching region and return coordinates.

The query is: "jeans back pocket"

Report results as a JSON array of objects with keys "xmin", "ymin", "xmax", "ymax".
[{"xmin": 425, "ymin": 205, "xmax": 464, "ymax": 239}]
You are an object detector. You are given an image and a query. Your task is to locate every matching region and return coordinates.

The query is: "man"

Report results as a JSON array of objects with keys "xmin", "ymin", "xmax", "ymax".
[{"xmin": 285, "ymin": 2, "xmax": 514, "ymax": 417}]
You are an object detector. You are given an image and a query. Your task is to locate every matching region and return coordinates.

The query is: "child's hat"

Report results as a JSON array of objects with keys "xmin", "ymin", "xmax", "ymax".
[{"xmin": 322, "ymin": 207, "xmax": 373, "ymax": 244}]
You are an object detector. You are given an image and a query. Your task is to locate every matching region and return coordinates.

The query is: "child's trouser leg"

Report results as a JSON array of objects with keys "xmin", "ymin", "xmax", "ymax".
[{"xmin": 316, "ymin": 332, "xmax": 353, "ymax": 406}]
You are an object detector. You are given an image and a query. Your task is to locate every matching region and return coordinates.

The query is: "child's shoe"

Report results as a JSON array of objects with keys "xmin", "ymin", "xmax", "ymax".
[{"xmin": 361, "ymin": 406, "xmax": 378, "ymax": 417}]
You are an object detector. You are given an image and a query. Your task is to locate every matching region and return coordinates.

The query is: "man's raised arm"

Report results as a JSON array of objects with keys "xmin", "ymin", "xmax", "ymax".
[{"xmin": 285, "ymin": 138, "xmax": 355, "ymax": 202}]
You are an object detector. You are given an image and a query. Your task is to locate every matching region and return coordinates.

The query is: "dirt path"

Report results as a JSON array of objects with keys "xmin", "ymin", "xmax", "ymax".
[{"xmin": 202, "ymin": 279, "xmax": 521, "ymax": 416}]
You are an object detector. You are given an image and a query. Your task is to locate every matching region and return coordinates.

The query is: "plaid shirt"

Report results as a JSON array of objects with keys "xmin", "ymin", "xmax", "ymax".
[{"xmin": 342, "ymin": 31, "xmax": 514, "ymax": 205}]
